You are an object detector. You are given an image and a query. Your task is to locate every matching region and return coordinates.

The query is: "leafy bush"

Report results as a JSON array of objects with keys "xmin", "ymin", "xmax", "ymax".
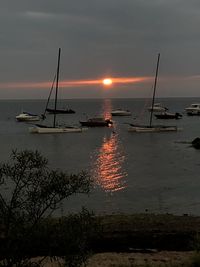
[{"xmin": 0, "ymin": 150, "xmax": 94, "ymax": 267}]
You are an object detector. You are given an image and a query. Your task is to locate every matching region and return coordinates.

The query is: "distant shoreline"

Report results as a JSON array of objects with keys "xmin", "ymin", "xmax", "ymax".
[{"xmin": 1, "ymin": 96, "xmax": 200, "ymax": 101}]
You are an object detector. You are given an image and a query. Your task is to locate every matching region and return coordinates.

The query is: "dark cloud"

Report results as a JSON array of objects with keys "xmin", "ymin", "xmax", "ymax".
[{"xmin": 0, "ymin": 0, "xmax": 200, "ymax": 97}]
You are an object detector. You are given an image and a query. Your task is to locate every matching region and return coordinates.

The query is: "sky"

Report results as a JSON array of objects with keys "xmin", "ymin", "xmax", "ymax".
[{"xmin": 1, "ymin": 0, "xmax": 200, "ymax": 99}]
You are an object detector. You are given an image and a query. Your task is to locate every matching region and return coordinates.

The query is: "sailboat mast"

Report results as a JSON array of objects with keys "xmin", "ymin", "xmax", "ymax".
[
  {"xmin": 43, "ymin": 74, "xmax": 56, "ymax": 119},
  {"xmin": 149, "ymin": 53, "xmax": 160, "ymax": 127},
  {"xmin": 53, "ymin": 48, "xmax": 61, "ymax": 128}
]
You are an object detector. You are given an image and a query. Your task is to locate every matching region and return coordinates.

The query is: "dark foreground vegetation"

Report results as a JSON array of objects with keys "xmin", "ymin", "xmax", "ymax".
[
  {"xmin": 94, "ymin": 213, "xmax": 200, "ymax": 252},
  {"xmin": 0, "ymin": 150, "xmax": 94, "ymax": 267},
  {"xmin": 1, "ymin": 213, "xmax": 200, "ymax": 266},
  {"xmin": 1, "ymin": 150, "xmax": 200, "ymax": 266}
]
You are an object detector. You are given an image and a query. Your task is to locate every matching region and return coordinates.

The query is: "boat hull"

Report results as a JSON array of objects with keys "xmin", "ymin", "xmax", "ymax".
[
  {"xmin": 111, "ymin": 112, "xmax": 131, "ymax": 116},
  {"xmin": 29, "ymin": 126, "xmax": 84, "ymax": 134},
  {"xmin": 186, "ymin": 110, "xmax": 200, "ymax": 116},
  {"xmin": 16, "ymin": 117, "xmax": 40, "ymax": 122},
  {"xmin": 79, "ymin": 118, "xmax": 112, "ymax": 127},
  {"xmin": 155, "ymin": 113, "xmax": 182, "ymax": 119},
  {"xmin": 46, "ymin": 108, "xmax": 75, "ymax": 114},
  {"xmin": 128, "ymin": 125, "xmax": 178, "ymax": 132},
  {"xmin": 79, "ymin": 122, "xmax": 110, "ymax": 127},
  {"xmin": 16, "ymin": 115, "xmax": 40, "ymax": 122},
  {"xmin": 111, "ymin": 110, "xmax": 131, "ymax": 116},
  {"xmin": 185, "ymin": 104, "xmax": 200, "ymax": 115}
]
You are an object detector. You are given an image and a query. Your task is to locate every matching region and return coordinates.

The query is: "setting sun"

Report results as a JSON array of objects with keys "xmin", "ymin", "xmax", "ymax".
[{"xmin": 103, "ymin": 78, "xmax": 113, "ymax": 86}]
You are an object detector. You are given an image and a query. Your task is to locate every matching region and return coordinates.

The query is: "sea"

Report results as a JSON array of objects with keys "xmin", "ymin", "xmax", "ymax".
[{"xmin": 1, "ymin": 97, "xmax": 200, "ymax": 216}]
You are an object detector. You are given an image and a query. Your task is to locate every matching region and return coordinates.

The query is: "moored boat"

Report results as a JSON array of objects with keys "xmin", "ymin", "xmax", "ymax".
[
  {"xmin": 147, "ymin": 103, "xmax": 168, "ymax": 112},
  {"xmin": 129, "ymin": 53, "xmax": 179, "ymax": 133},
  {"xmin": 46, "ymin": 108, "xmax": 75, "ymax": 114},
  {"xmin": 128, "ymin": 124, "xmax": 178, "ymax": 132},
  {"xmin": 29, "ymin": 124, "xmax": 84, "ymax": 134},
  {"xmin": 111, "ymin": 109, "xmax": 131, "ymax": 116},
  {"xmin": 185, "ymin": 103, "xmax": 200, "ymax": 116},
  {"xmin": 42, "ymin": 69, "xmax": 75, "ymax": 117},
  {"xmin": 29, "ymin": 48, "xmax": 83, "ymax": 134},
  {"xmin": 16, "ymin": 112, "xmax": 41, "ymax": 122},
  {"xmin": 154, "ymin": 112, "xmax": 182, "ymax": 120},
  {"xmin": 80, "ymin": 117, "xmax": 113, "ymax": 127}
]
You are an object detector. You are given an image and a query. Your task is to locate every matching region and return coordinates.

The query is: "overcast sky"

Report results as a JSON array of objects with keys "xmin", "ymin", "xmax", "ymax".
[{"xmin": 0, "ymin": 0, "xmax": 200, "ymax": 99}]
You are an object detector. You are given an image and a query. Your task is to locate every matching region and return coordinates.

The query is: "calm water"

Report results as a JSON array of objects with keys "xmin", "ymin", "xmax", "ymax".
[{"xmin": 1, "ymin": 97, "xmax": 200, "ymax": 215}]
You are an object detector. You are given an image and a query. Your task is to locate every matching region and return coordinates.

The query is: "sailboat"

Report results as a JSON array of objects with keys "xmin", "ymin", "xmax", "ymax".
[
  {"xmin": 44, "ymin": 74, "xmax": 75, "ymax": 115},
  {"xmin": 29, "ymin": 48, "xmax": 83, "ymax": 134},
  {"xmin": 128, "ymin": 53, "xmax": 178, "ymax": 133}
]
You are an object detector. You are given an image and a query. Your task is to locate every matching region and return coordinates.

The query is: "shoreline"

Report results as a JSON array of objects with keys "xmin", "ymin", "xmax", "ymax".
[
  {"xmin": 3, "ymin": 213, "xmax": 200, "ymax": 267},
  {"xmin": 92, "ymin": 213, "xmax": 200, "ymax": 252},
  {"xmin": 87, "ymin": 213, "xmax": 200, "ymax": 266}
]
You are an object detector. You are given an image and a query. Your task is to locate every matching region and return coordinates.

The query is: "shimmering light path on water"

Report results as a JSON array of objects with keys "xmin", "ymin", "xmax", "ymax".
[
  {"xmin": 91, "ymin": 132, "xmax": 127, "ymax": 192},
  {"xmin": 1, "ymin": 98, "xmax": 200, "ymax": 215}
]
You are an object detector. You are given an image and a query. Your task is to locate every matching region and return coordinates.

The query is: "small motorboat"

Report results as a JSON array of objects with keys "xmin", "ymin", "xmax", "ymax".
[
  {"xmin": 154, "ymin": 112, "xmax": 182, "ymax": 120},
  {"xmin": 16, "ymin": 112, "xmax": 41, "ymax": 122},
  {"xmin": 79, "ymin": 117, "xmax": 113, "ymax": 127},
  {"xmin": 185, "ymin": 103, "xmax": 200, "ymax": 116},
  {"xmin": 111, "ymin": 109, "xmax": 131, "ymax": 116},
  {"xmin": 147, "ymin": 103, "xmax": 168, "ymax": 112}
]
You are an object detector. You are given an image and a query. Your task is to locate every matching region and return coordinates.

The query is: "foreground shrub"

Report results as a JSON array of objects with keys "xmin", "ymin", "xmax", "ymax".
[{"xmin": 0, "ymin": 149, "xmax": 94, "ymax": 267}]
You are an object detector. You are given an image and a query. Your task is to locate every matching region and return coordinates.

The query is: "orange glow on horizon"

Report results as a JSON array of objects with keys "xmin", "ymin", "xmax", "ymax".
[{"xmin": 0, "ymin": 76, "xmax": 152, "ymax": 89}]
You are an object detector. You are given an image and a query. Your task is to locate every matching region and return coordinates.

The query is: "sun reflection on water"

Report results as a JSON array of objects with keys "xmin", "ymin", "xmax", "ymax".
[
  {"xmin": 91, "ymin": 99, "xmax": 127, "ymax": 193},
  {"xmin": 101, "ymin": 98, "xmax": 112, "ymax": 120},
  {"xmin": 91, "ymin": 132, "xmax": 127, "ymax": 193}
]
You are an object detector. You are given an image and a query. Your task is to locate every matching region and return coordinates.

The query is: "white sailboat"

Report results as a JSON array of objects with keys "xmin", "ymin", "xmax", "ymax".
[
  {"xmin": 29, "ymin": 48, "xmax": 84, "ymax": 134},
  {"xmin": 128, "ymin": 53, "xmax": 179, "ymax": 133}
]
